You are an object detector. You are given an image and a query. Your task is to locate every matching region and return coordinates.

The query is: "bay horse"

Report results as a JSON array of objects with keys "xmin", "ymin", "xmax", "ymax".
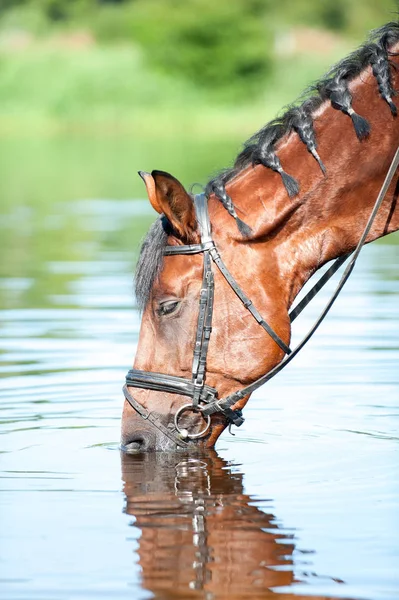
[{"xmin": 121, "ymin": 23, "xmax": 399, "ymax": 452}]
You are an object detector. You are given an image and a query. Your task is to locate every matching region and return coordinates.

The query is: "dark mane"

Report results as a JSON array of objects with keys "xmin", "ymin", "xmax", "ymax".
[
  {"xmin": 136, "ymin": 22, "xmax": 399, "ymax": 308},
  {"xmin": 205, "ymin": 22, "xmax": 399, "ymax": 223}
]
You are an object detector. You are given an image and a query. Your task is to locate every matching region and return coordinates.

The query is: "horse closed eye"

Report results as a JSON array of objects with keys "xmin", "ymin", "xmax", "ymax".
[{"xmin": 158, "ymin": 300, "xmax": 179, "ymax": 316}]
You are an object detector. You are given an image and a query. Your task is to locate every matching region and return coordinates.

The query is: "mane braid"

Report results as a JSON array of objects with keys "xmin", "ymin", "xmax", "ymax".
[{"xmin": 205, "ymin": 21, "xmax": 399, "ymax": 230}]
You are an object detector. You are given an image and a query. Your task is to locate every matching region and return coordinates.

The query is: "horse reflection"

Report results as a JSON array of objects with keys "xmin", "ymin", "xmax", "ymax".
[{"xmin": 121, "ymin": 452, "xmax": 338, "ymax": 600}]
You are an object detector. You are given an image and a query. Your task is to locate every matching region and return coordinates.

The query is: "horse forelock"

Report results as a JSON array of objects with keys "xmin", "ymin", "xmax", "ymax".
[
  {"xmin": 205, "ymin": 21, "xmax": 399, "ymax": 219},
  {"xmin": 135, "ymin": 217, "xmax": 171, "ymax": 310}
]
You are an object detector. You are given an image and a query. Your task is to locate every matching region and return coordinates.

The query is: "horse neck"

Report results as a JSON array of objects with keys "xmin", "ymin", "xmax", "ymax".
[{"xmin": 223, "ymin": 55, "xmax": 399, "ymax": 309}]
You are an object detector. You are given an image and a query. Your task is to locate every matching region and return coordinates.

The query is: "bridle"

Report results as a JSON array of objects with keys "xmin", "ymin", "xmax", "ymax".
[
  {"xmin": 123, "ymin": 192, "xmax": 292, "ymax": 447},
  {"xmin": 123, "ymin": 146, "xmax": 399, "ymax": 449}
]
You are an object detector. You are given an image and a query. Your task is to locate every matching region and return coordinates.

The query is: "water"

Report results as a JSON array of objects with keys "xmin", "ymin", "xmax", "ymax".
[{"xmin": 1, "ymin": 138, "xmax": 399, "ymax": 600}]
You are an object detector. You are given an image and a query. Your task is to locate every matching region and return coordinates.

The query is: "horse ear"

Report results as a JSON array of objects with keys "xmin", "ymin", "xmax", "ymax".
[
  {"xmin": 138, "ymin": 171, "xmax": 162, "ymax": 213},
  {"xmin": 138, "ymin": 170, "xmax": 198, "ymax": 242}
]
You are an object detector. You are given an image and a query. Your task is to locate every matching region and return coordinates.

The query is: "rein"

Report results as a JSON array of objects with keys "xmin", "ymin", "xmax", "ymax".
[{"xmin": 124, "ymin": 146, "xmax": 399, "ymax": 448}]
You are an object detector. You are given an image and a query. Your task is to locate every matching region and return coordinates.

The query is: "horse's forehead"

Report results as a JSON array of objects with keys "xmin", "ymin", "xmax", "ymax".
[{"xmin": 154, "ymin": 253, "xmax": 203, "ymax": 293}]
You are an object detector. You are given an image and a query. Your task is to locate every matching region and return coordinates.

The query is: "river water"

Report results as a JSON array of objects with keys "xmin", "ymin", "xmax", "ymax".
[{"xmin": 1, "ymin": 181, "xmax": 398, "ymax": 599}]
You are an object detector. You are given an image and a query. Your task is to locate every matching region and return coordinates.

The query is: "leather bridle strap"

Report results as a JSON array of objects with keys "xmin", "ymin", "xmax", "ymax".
[
  {"xmin": 122, "ymin": 384, "xmax": 191, "ymax": 448},
  {"xmin": 289, "ymin": 253, "xmax": 349, "ymax": 322},
  {"xmin": 125, "ymin": 370, "xmax": 217, "ymax": 402},
  {"xmin": 208, "ymin": 246, "xmax": 292, "ymax": 355},
  {"xmin": 192, "ymin": 250, "xmax": 214, "ymax": 406}
]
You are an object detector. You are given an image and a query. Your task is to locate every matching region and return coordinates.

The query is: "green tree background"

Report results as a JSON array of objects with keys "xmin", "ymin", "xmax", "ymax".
[{"xmin": 0, "ymin": 0, "xmax": 396, "ymax": 110}]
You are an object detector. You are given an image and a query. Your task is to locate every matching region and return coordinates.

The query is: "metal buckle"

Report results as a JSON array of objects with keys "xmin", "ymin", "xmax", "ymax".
[{"xmin": 174, "ymin": 404, "xmax": 211, "ymax": 439}]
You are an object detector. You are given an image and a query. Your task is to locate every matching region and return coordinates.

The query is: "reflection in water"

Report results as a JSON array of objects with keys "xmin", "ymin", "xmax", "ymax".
[{"xmin": 121, "ymin": 452, "xmax": 347, "ymax": 600}]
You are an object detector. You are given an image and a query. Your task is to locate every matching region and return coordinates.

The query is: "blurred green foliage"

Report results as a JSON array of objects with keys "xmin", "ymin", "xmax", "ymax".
[
  {"xmin": 127, "ymin": 0, "xmax": 272, "ymax": 96},
  {"xmin": 0, "ymin": 0, "xmax": 397, "ymax": 99},
  {"xmin": 0, "ymin": 0, "xmax": 397, "ymax": 133}
]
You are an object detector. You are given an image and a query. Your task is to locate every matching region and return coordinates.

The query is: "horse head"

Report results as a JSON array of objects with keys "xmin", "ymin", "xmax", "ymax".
[{"xmin": 121, "ymin": 168, "xmax": 290, "ymax": 451}]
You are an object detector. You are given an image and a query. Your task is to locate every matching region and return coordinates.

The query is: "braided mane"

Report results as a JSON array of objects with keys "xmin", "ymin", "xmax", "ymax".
[
  {"xmin": 135, "ymin": 22, "xmax": 399, "ymax": 309},
  {"xmin": 205, "ymin": 22, "xmax": 399, "ymax": 234}
]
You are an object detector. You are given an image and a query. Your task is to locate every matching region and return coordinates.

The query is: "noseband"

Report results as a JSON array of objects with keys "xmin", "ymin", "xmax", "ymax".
[{"xmin": 124, "ymin": 147, "xmax": 399, "ymax": 448}]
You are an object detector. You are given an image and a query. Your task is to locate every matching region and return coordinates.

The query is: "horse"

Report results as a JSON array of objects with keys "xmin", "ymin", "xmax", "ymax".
[
  {"xmin": 121, "ymin": 23, "xmax": 399, "ymax": 452},
  {"xmin": 122, "ymin": 451, "xmax": 343, "ymax": 599}
]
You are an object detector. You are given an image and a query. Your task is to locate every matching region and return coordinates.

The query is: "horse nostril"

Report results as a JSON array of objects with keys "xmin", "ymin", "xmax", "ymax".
[{"xmin": 122, "ymin": 436, "xmax": 146, "ymax": 453}]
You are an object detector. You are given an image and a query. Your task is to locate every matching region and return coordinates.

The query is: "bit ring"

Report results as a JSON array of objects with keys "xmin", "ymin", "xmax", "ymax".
[{"xmin": 174, "ymin": 404, "xmax": 211, "ymax": 439}]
